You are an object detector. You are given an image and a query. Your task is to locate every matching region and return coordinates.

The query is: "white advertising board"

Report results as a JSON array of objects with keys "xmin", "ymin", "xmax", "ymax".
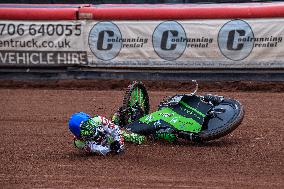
[{"xmin": 0, "ymin": 19, "xmax": 283, "ymax": 68}]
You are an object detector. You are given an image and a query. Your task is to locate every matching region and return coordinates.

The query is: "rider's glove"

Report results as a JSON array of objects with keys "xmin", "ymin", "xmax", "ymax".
[
  {"xmin": 110, "ymin": 141, "xmax": 124, "ymax": 154},
  {"xmin": 73, "ymin": 136, "xmax": 86, "ymax": 149}
]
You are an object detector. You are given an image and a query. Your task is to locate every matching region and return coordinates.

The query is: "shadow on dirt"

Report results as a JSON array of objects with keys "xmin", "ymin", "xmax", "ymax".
[
  {"xmin": 64, "ymin": 150, "xmax": 124, "ymax": 161},
  {"xmin": 173, "ymin": 138, "xmax": 243, "ymax": 148},
  {"xmin": 142, "ymin": 137, "xmax": 244, "ymax": 148}
]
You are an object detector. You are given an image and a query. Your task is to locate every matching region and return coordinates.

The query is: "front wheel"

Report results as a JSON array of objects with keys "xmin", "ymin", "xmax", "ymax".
[
  {"xmin": 118, "ymin": 81, "xmax": 150, "ymax": 127},
  {"xmin": 199, "ymin": 99, "xmax": 244, "ymax": 141}
]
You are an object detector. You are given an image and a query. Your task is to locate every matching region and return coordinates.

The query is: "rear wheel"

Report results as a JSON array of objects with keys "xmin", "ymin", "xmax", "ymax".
[
  {"xmin": 199, "ymin": 99, "xmax": 244, "ymax": 141},
  {"xmin": 119, "ymin": 81, "xmax": 150, "ymax": 127}
]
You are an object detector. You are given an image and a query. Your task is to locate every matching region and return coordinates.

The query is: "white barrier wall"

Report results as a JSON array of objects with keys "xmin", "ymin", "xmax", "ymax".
[{"xmin": 0, "ymin": 19, "xmax": 283, "ymax": 68}]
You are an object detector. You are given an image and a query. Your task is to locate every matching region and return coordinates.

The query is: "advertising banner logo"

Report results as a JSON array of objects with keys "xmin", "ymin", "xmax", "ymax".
[
  {"xmin": 88, "ymin": 21, "xmax": 122, "ymax": 61},
  {"xmin": 218, "ymin": 19, "xmax": 254, "ymax": 61},
  {"xmin": 152, "ymin": 21, "xmax": 187, "ymax": 61}
]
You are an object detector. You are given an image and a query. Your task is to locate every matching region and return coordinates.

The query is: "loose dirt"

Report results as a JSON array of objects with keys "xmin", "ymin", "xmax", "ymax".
[{"xmin": 0, "ymin": 80, "xmax": 283, "ymax": 188}]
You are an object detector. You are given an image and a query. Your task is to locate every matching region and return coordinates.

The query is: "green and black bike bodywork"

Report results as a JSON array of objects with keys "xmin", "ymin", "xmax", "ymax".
[{"xmin": 115, "ymin": 81, "xmax": 244, "ymax": 143}]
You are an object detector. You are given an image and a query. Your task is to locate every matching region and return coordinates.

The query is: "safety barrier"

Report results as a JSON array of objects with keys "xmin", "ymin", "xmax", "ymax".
[
  {"xmin": 1, "ymin": 3, "xmax": 284, "ymax": 20},
  {"xmin": 79, "ymin": 3, "xmax": 284, "ymax": 20},
  {"xmin": 0, "ymin": 2, "xmax": 284, "ymax": 81},
  {"xmin": 0, "ymin": 4, "xmax": 81, "ymax": 20}
]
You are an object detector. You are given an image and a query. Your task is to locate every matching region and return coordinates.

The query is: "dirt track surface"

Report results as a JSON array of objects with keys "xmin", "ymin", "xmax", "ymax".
[{"xmin": 0, "ymin": 80, "xmax": 283, "ymax": 188}]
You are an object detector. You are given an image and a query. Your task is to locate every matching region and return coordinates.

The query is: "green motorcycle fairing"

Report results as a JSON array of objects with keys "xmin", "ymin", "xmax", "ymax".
[
  {"xmin": 125, "ymin": 95, "xmax": 212, "ymax": 135},
  {"xmin": 140, "ymin": 107, "xmax": 202, "ymax": 133}
]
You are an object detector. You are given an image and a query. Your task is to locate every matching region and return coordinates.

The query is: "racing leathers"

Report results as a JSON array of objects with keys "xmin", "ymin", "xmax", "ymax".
[
  {"xmin": 73, "ymin": 115, "xmax": 145, "ymax": 155},
  {"xmin": 73, "ymin": 115, "xmax": 124, "ymax": 155}
]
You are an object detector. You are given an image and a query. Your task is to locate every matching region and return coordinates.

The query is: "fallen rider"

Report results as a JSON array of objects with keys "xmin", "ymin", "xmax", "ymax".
[{"xmin": 68, "ymin": 112, "xmax": 145, "ymax": 156}]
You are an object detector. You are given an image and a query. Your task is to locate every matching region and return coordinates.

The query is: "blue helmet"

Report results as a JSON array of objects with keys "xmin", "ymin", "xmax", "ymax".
[{"xmin": 68, "ymin": 112, "xmax": 91, "ymax": 138}]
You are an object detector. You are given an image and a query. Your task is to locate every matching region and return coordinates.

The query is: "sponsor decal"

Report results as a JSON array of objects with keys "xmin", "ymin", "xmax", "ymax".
[
  {"xmin": 218, "ymin": 19, "xmax": 255, "ymax": 61},
  {"xmin": 159, "ymin": 112, "xmax": 174, "ymax": 117},
  {"xmin": 89, "ymin": 21, "xmax": 122, "ymax": 61},
  {"xmin": 154, "ymin": 120, "xmax": 162, "ymax": 126},
  {"xmin": 0, "ymin": 22, "xmax": 87, "ymax": 65},
  {"xmin": 152, "ymin": 21, "xmax": 187, "ymax": 61},
  {"xmin": 170, "ymin": 117, "xmax": 178, "ymax": 123},
  {"xmin": 243, "ymin": 36, "xmax": 282, "ymax": 48},
  {"xmin": 218, "ymin": 19, "xmax": 283, "ymax": 61},
  {"xmin": 186, "ymin": 37, "xmax": 214, "ymax": 49},
  {"xmin": 88, "ymin": 21, "xmax": 148, "ymax": 61},
  {"xmin": 145, "ymin": 115, "xmax": 154, "ymax": 122},
  {"xmin": 0, "ymin": 50, "xmax": 87, "ymax": 65}
]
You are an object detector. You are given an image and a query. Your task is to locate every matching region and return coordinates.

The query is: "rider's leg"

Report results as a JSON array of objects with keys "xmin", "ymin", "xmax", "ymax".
[{"xmin": 121, "ymin": 129, "xmax": 146, "ymax": 145}]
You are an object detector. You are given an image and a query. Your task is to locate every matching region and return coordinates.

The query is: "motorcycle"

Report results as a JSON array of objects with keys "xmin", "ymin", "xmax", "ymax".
[{"xmin": 113, "ymin": 81, "xmax": 244, "ymax": 143}]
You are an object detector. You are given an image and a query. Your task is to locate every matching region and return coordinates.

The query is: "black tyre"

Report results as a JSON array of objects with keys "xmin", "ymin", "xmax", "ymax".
[
  {"xmin": 199, "ymin": 99, "xmax": 244, "ymax": 141},
  {"xmin": 119, "ymin": 81, "xmax": 150, "ymax": 127}
]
